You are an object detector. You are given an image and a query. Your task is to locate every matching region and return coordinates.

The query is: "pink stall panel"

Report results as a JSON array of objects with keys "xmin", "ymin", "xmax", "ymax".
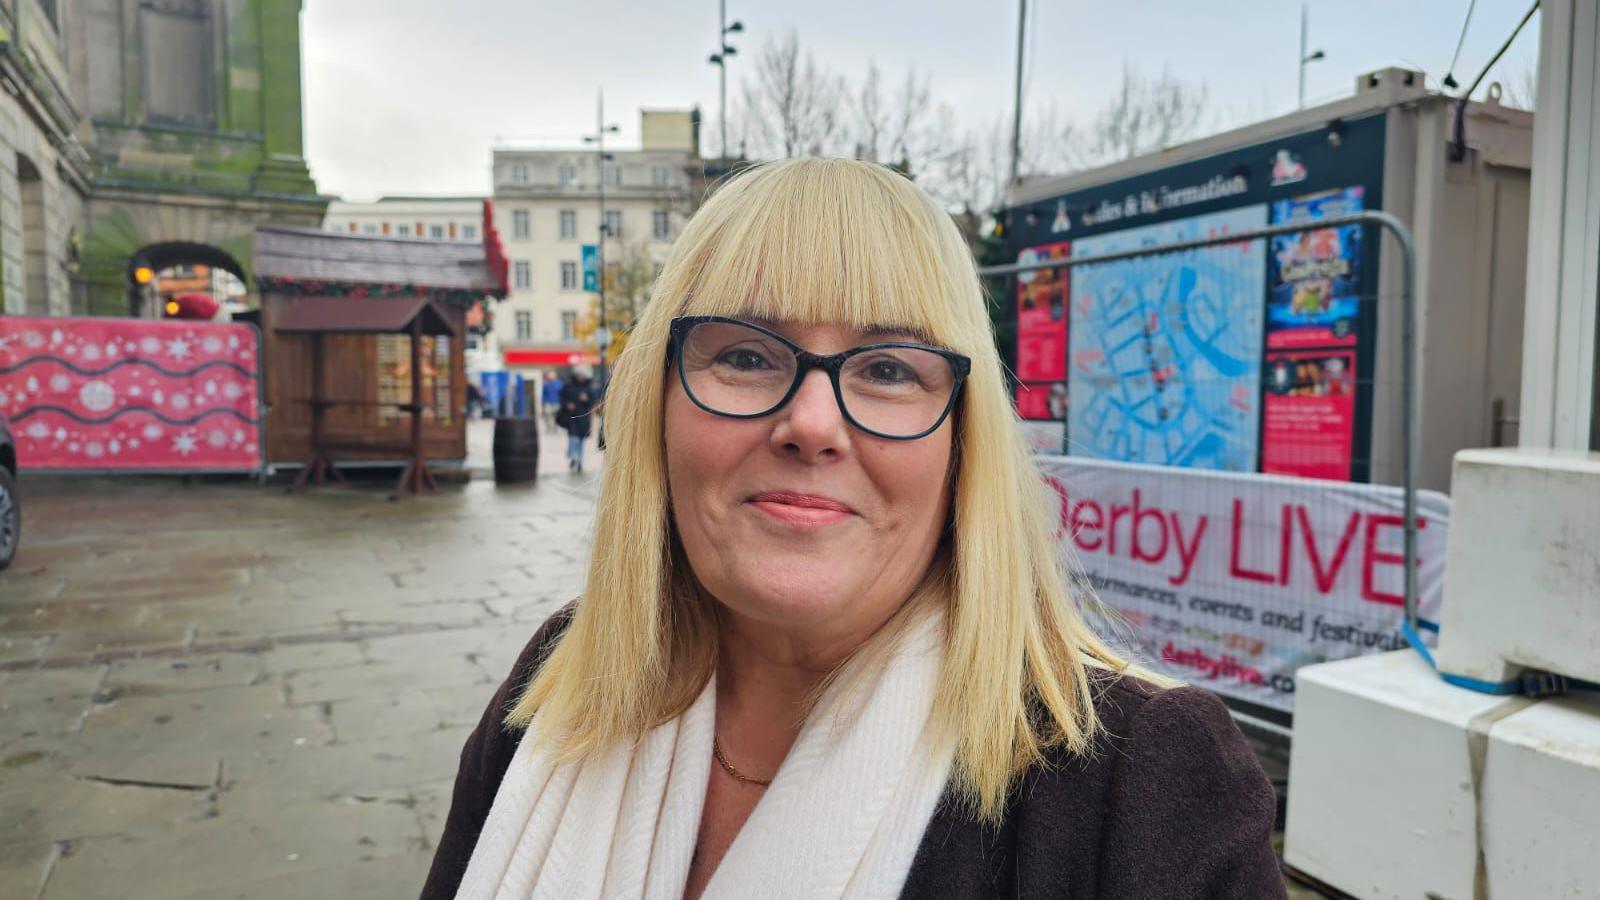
[{"xmin": 0, "ymin": 317, "xmax": 262, "ymax": 472}]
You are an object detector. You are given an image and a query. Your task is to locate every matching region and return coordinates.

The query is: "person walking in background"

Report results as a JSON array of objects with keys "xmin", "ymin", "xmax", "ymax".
[
  {"xmin": 540, "ymin": 371, "xmax": 564, "ymax": 432},
  {"xmin": 558, "ymin": 366, "xmax": 597, "ymax": 473}
]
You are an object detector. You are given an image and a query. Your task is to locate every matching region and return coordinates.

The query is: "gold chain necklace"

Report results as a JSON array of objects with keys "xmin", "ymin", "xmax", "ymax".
[{"xmin": 712, "ymin": 737, "xmax": 773, "ymax": 787}]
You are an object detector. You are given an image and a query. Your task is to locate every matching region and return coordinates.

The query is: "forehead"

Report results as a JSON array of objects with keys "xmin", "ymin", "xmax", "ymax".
[{"xmin": 741, "ymin": 317, "xmax": 931, "ymax": 345}]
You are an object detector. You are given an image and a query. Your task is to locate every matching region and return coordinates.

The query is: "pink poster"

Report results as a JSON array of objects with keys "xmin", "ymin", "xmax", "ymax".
[
  {"xmin": 0, "ymin": 317, "xmax": 262, "ymax": 471},
  {"xmin": 1261, "ymin": 350, "xmax": 1356, "ymax": 481},
  {"xmin": 1015, "ymin": 240, "xmax": 1070, "ymax": 385}
]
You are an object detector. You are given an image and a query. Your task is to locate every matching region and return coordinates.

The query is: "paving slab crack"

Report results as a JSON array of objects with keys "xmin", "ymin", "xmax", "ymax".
[
  {"xmin": 76, "ymin": 773, "xmax": 213, "ymax": 792},
  {"xmin": 33, "ymin": 839, "xmax": 71, "ymax": 900}
]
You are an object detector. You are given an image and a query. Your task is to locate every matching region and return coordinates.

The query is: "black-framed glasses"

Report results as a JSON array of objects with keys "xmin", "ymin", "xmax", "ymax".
[{"xmin": 668, "ymin": 316, "xmax": 971, "ymax": 440}]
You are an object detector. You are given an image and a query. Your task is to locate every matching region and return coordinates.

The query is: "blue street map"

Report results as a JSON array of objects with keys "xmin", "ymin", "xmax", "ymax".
[{"xmin": 1067, "ymin": 205, "xmax": 1267, "ymax": 472}]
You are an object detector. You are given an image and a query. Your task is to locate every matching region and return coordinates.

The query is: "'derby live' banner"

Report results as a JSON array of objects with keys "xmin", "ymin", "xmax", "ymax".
[
  {"xmin": 0, "ymin": 317, "xmax": 262, "ymax": 472},
  {"xmin": 1037, "ymin": 455, "xmax": 1448, "ymax": 713}
]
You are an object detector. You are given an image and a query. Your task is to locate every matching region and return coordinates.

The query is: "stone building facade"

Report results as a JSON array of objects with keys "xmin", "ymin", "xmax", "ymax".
[{"xmin": 0, "ymin": 0, "xmax": 324, "ymax": 318}]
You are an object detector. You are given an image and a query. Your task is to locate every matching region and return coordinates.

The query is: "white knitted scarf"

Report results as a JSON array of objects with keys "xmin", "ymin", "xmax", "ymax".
[{"xmin": 455, "ymin": 609, "xmax": 954, "ymax": 900}]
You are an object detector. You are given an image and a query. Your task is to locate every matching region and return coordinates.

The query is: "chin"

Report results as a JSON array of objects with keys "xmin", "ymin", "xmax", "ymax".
[{"xmin": 721, "ymin": 562, "xmax": 856, "ymax": 626}]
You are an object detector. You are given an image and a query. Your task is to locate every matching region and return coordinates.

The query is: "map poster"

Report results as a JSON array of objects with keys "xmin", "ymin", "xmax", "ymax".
[
  {"xmin": 1068, "ymin": 205, "xmax": 1268, "ymax": 472},
  {"xmin": 1015, "ymin": 240, "xmax": 1071, "ymax": 384},
  {"xmin": 1267, "ymin": 187, "xmax": 1364, "ymax": 350},
  {"xmin": 1261, "ymin": 349, "xmax": 1356, "ymax": 481}
]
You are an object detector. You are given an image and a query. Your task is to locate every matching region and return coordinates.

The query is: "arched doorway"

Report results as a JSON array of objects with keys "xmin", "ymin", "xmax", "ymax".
[
  {"xmin": 126, "ymin": 242, "xmax": 249, "ymax": 318},
  {"xmin": 17, "ymin": 154, "xmax": 47, "ymax": 315}
]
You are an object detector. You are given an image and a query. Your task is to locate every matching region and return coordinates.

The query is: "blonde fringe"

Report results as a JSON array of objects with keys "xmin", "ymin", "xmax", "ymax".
[{"xmin": 507, "ymin": 157, "xmax": 1159, "ymax": 820}]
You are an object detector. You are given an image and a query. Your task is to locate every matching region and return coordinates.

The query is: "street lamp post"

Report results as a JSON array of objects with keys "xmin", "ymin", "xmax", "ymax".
[
  {"xmin": 1298, "ymin": 2, "xmax": 1326, "ymax": 109},
  {"xmin": 707, "ymin": 2, "xmax": 744, "ymax": 161},
  {"xmin": 583, "ymin": 92, "xmax": 619, "ymax": 396}
]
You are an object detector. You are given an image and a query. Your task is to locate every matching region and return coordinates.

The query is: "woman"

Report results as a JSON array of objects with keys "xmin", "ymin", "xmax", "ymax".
[
  {"xmin": 423, "ymin": 159, "xmax": 1282, "ymax": 899},
  {"xmin": 559, "ymin": 365, "xmax": 597, "ymax": 473}
]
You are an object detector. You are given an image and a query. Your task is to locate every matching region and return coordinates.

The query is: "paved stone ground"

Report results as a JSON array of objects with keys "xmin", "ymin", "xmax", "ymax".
[
  {"xmin": 0, "ymin": 420, "xmax": 1322, "ymax": 899},
  {"xmin": 0, "ymin": 421, "xmax": 597, "ymax": 899}
]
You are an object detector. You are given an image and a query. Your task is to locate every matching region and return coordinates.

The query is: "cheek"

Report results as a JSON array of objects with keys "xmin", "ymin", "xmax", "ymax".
[{"xmin": 663, "ymin": 384, "xmax": 751, "ymax": 533}]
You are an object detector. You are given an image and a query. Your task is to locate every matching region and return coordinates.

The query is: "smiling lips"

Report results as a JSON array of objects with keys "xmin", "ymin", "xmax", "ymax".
[{"xmin": 748, "ymin": 490, "xmax": 855, "ymax": 527}]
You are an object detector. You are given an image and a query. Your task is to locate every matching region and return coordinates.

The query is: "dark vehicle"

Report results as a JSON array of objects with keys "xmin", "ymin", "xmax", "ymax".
[{"xmin": 0, "ymin": 413, "xmax": 17, "ymax": 570}]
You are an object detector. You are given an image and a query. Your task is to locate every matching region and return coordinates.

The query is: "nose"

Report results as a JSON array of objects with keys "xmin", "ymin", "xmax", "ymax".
[{"xmin": 769, "ymin": 369, "xmax": 848, "ymax": 461}]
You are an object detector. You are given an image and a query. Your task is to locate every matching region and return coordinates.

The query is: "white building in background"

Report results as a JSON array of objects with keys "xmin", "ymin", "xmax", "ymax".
[
  {"xmin": 491, "ymin": 109, "xmax": 697, "ymax": 373},
  {"xmin": 323, "ymin": 196, "xmax": 485, "ymax": 242},
  {"xmin": 321, "ymin": 196, "xmax": 500, "ymax": 376}
]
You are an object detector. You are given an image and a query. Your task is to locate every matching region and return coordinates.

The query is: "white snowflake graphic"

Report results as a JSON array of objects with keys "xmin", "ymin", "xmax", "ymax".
[
  {"xmin": 165, "ymin": 337, "xmax": 192, "ymax": 360},
  {"xmin": 22, "ymin": 331, "xmax": 44, "ymax": 349},
  {"xmin": 81, "ymin": 344, "xmax": 101, "ymax": 362},
  {"xmin": 25, "ymin": 376, "xmax": 38, "ymax": 393},
  {"xmin": 140, "ymin": 336, "xmax": 162, "ymax": 355},
  {"xmin": 53, "ymin": 427, "xmax": 66, "ymax": 442},
  {"xmin": 129, "ymin": 386, "xmax": 143, "ymax": 397},
  {"xmin": 25, "ymin": 422, "xmax": 48, "ymax": 439},
  {"xmin": 105, "ymin": 342, "xmax": 120, "ymax": 357},
  {"xmin": 50, "ymin": 329, "xmax": 63, "ymax": 345},
  {"xmin": 222, "ymin": 382, "xmax": 243, "ymax": 400},
  {"xmin": 204, "ymin": 380, "xmax": 218, "ymax": 396},
  {"xmin": 129, "ymin": 438, "xmax": 141, "ymax": 449},
  {"xmin": 0, "ymin": 335, "xmax": 10, "ymax": 353},
  {"xmin": 170, "ymin": 393, "xmax": 192, "ymax": 411},
  {"xmin": 152, "ymin": 389, "xmax": 164, "ymax": 405},
  {"xmin": 172, "ymin": 431, "xmax": 199, "ymax": 456},
  {"xmin": 227, "ymin": 335, "xmax": 239, "ymax": 349},
  {"xmin": 207, "ymin": 430, "xmax": 228, "ymax": 448},
  {"xmin": 79, "ymin": 381, "xmax": 116, "ymax": 413},
  {"xmin": 109, "ymin": 439, "xmax": 122, "ymax": 454},
  {"xmin": 84, "ymin": 441, "xmax": 104, "ymax": 459},
  {"xmin": 143, "ymin": 424, "xmax": 163, "ymax": 440},
  {"xmin": 49, "ymin": 374, "xmax": 70, "ymax": 392},
  {"xmin": 202, "ymin": 336, "xmax": 223, "ymax": 355}
]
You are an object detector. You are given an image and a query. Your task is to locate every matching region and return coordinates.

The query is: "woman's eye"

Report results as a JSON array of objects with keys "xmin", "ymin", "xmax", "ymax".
[
  {"xmin": 864, "ymin": 360, "xmax": 915, "ymax": 383},
  {"xmin": 716, "ymin": 348, "xmax": 772, "ymax": 370}
]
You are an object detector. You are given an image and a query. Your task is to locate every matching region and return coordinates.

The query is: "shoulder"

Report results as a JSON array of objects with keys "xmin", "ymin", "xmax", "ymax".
[
  {"xmin": 1017, "ymin": 672, "xmax": 1282, "ymax": 897},
  {"xmin": 1030, "ymin": 670, "xmax": 1271, "ymax": 809}
]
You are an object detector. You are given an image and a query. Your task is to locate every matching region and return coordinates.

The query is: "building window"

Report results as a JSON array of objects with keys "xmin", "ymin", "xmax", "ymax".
[
  {"xmin": 515, "ymin": 311, "xmax": 532, "ymax": 342},
  {"xmin": 511, "ymin": 164, "xmax": 529, "ymax": 184},
  {"xmin": 604, "ymin": 164, "xmax": 622, "ymax": 188},
  {"xmin": 561, "ymin": 311, "xmax": 578, "ymax": 342},
  {"xmin": 559, "ymin": 209, "xmax": 577, "ymax": 239},
  {"xmin": 514, "ymin": 261, "xmax": 531, "ymax": 289},
  {"xmin": 429, "ymin": 225, "xmax": 444, "ymax": 239},
  {"xmin": 558, "ymin": 164, "xmax": 577, "ymax": 186},
  {"xmin": 652, "ymin": 165, "xmax": 668, "ymax": 187},
  {"xmin": 560, "ymin": 261, "xmax": 578, "ymax": 290},
  {"xmin": 140, "ymin": 2, "xmax": 213, "ymax": 125},
  {"xmin": 398, "ymin": 224, "xmax": 411, "ymax": 236},
  {"xmin": 512, "ymin": 209, "xmax": 530, "ymax": 239},
  {"xmin": 652, "ymin": 210, "xmax": 670, "ymax": 240},
  {"xmin": 462, "ymin": 224, "xmax": 477, "ymax": 240},
  {"xmin": 363, "ymin": 224, "xmax": 378, "ymax": 235},
  {"xmin": 604, "ymin": 210, "xmax": 622, "ymax": 238}
]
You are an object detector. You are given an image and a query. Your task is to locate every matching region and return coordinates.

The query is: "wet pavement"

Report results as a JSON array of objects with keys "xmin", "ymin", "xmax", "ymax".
[
  {"xmin": 1, "ymin": 420, "xmax": 598, "ymax": 899},
  {"xmin": 1, "ymin": 419, "xmax": 1321, "ymax": 899}
]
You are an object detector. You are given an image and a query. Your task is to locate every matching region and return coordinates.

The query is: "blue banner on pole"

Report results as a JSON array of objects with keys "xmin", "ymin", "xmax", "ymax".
[{"xmin": 581, "ymin": 244, "xmax": 598, "ymax": 291}]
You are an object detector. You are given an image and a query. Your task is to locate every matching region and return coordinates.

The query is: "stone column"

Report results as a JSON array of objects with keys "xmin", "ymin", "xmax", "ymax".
[{"xmin": 252, "ymin": 0, "xmax": 317, "ymax": 196}]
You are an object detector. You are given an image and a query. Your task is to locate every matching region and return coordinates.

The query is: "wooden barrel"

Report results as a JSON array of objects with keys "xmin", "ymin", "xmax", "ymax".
[{"xmin": 492, "ymin": 417, "xmax": 539, "ymax": 484}]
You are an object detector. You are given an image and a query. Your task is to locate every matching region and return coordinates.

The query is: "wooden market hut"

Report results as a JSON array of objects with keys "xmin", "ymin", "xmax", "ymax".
[{"xmin": 253, "ymin": 217, "xmax": 509, "ymax": 480}]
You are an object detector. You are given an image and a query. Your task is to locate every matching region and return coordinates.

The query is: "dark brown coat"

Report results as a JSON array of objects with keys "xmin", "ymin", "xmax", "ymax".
[{"xmin": 422, "ymin": 606, "xmax": 1286, "ymax": 899}]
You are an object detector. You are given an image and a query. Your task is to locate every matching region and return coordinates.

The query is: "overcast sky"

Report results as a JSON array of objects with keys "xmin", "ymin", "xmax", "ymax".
[{"xmin": 301, "ymin": 0, "xmax": 1541, "ymax": 202}]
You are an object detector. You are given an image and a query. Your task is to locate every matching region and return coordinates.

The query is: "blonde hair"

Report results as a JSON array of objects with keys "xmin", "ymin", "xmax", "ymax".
[{"xmin": 509, "ymin": 157, "xmax": 1138, "ymax": 820}]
